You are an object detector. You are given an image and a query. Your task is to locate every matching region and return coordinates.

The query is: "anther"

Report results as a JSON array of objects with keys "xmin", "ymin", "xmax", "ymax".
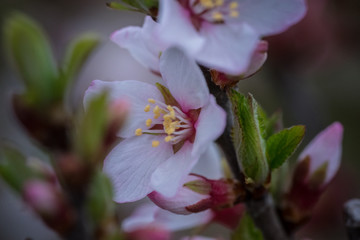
[
  {"xmin": 146, "ymin": 118, "xmax": 152, "ymax": 127},
  {"xmin": 165, "ymin": 136, "xmax": 173, "ymax": 142},
  {"xmin": 153, "ymin": 105, "xmax": 161, "ymax": 119},
  {"xmin": 148, "ymin": 98, "xmax": 156, "ymax": 104},
  {"xmin": 152, "ymin": 140, "xmax": 160, "ymax": 147},
  {"xmin": 135, "ymin": 128, "xmax": 143, "ymax": 136},
  {"xmin": 144, "ymin": 105, "xmax": 151, "ymax": 112},
  {"xmin": 200, "ymin": 0, "xmax": 214, "ymax": 8},
  {"xmin": 215, "ymin": 0, "xmax": 224, "ymax": 6},
  {"xmin": 212, "ymin": 12, "xmax": 223, "ymax": 21},
  {"xmin": 230, "ymin": 10, "xmax": 239, "ymax": 17},
  {"xmin": 229, "ymin": 1, "xmax": 238, "ymax": 9}
]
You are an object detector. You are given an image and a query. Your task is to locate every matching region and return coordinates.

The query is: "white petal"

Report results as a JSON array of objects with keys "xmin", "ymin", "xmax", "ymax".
[
  {"xmin": 111, "ymin": 16, "xmax": 165, "ymax": 72},
  {"xmin": 192, "ymin": 96, "xmax": 226, "ymax": 157},
  {"xmin": 158, "ymin": 0, "xmax": 205, "ymax": 54},
  {"xmin": 160, "ymin": 48, "xmax": 209, "ymax": 111},
  {"xmin": 104, "ymin": 135, "xmax": 173, "ymax": 202},
  {"xmin": 84, "ymin": 80, "xmax": 164, "ymax": 138},
  {"xmin": 236, "ymin": 0, "xmax": 307, "ymax": 36},
  {"xmin": 151, "ymin": 141, "xmax": 199, "ymax": 197},
  {"xmin": 196, "ymin": 23, "xmax": 258, "ymax": 75},
  {"xmin": 192, "ymin": 143, "xmax": 224, "ymax": 179}
]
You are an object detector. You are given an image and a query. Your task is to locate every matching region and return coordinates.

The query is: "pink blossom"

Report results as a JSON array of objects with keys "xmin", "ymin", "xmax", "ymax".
[
  {"xmin": 155, "ymin": 0, "xmax": 307, "ymax": 75},
  {"xmin": 84, "ymin": 48, "xmax": 226, "ymax": 202},
  {"xmin": 298, "ymin": 122, "xmax": 343, "ymax": 185}
]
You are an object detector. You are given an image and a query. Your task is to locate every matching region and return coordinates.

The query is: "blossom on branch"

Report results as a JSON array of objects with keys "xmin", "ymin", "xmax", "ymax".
[{"xmin": 84, "ymin": 48, "xmax": 226, "ymax": 202}]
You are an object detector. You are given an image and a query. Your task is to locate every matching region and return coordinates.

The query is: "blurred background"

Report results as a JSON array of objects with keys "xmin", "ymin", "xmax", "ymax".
[{"xmin": 0, "ymin": 0, "xmax": 359, "ymax": 239}]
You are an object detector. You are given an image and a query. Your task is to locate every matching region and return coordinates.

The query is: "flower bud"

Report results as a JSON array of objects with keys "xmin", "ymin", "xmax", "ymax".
[
  {"xmin": 283, "ymin": 122, "xmax": 343, "ymax": 223},
  {"xmin": 23, "ymin": 180, "xmax": 75, "ymax": 234},
  {"xmin": 148, "ymin": 174, "xmax": 243, "ymax": 215}
]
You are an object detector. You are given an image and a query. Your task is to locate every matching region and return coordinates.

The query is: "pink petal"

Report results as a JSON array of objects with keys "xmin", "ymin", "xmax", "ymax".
[
  {"xmin": 148, "ymin": 175, "xmax": 207, "ymax": 215},
  {"xmin": 111, "ymin": 16, "xmax": 165, "ymax": 72},
  {"xmin": 155, "ymin": 207, "xmax": 214, "ymax": 231},
  {"xmin": 240, "ymin": 40, "xmax": 268, "ymax": 78},
  {"xmin": 104, "ymin": 135, "xmax": 173, "ymax": 202},
  {"xmin": 298, "ymin": 122, "xmax": 343, "ymax": 183},
  {"xmin": 196, "ymin": 23, "xmax": 258, "ymax": 75},
  {"xmin": 160, "ymin": 48, "xmax": 209, "ymax": 111},
  {"xmin": 236, "ymin": 0, "xmax": 307, "ymax": 36},
  {"xmin": 84, "ymin": 80, "xmax": 164, "ymax": 138},
  {"xmin": 158, "ymin": 0, "xmax": 205, "ymax": 54},
  {"xmin": 181, "ymin": 237, "xmax": 218, "ymax": 240},
  {"xmin": 192, "ymin": 143, "xmax": 224, "ymax": 179},
  {"xmin": 123, "ymin": 203, "xmax": 214, "ymax": 232},
  {"xmin": 151, "ymin": 141, "xmax": 199, "ymax": 197},
  {"xmin": 192, "ymin": 96, "xmax": 226, "ymax": 157}
]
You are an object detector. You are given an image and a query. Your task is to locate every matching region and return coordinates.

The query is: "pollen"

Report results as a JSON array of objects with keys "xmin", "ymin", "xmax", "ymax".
[
  {"xmin": 146, "ymin": 118, "xmax": 152, "ymax": 127},
  {"xmin": 200, "ymin": 0, "xmax": 214, "ymax": 8},
  {"xmin": 167, "ymin": 105, "xmax": 176, "ymax": 119},
  {"xmin": 153, "ymin": 105, "xmax": 161, "ymax": 119},
  {"xmin": 148, "ymin": 98, "xmax": 156, "ymax": 104},
  {"xmin": 144, "ymin": 104, "xmax": 151, "ymax": 112},
  {"xmin": 215, "ymin": 0, "xmax": 224, "ymax": 6},
  {"xmin": 135, "ymin": 128, "xmax": 143, "ymax": 136},
  {"xmin": 229, "ymin": 1, "xmax": 238, "ymax": 9},
  {"xmin": 164, "ymin": 135, "xmax": 173, "ymax": 142},
  {"xmin": 152, "ymin": 140, "xmax": 160, "ymax": 147},
  {"xmin": 230, "ymin": 10, "xmax": 239, "ymax": 18},
  {"xmin": 212, "ymin": 12, "xmax": 223, "ymax": 21}
]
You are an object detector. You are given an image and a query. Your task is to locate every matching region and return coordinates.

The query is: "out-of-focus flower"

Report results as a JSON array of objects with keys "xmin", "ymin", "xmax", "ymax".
[
  {"xmin": 84, "ymin": 48, "xmax": 226, "ymax": 202},
  {"xmin": 283, "ymin": 122, "xmax": 344, "ymax": 222},
  {"xmin": 155, "ymin": 0, "xmax": 306, "ymax": 75},
  {"xmin": 181, "ymin": 236, "xmax": 221, "ymax": 240}
]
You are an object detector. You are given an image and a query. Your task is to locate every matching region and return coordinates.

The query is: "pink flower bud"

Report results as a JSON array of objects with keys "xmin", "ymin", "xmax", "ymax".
[
  {"xmin": 283, "ymin": 122, "xmax": 344, "ymax": 222},
  {"xmin": 298, "ymin": 122, "xmax": 343, "ymax": 185},
  {"xmin": 23, "ymin": 180, "xmax": 60, "ymax": 216},
  {"xmin": 148, "ymin": 174, "xmax": 242, "ymax": 215}
]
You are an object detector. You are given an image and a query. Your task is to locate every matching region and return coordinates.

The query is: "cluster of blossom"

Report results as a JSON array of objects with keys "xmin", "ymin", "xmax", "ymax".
[{"xmin": 83, "ymin": 0, "xmax": 345, "ymax": 239}]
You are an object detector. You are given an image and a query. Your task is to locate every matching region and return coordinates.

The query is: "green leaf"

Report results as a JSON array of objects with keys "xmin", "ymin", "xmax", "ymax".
[
  {"xmin": 61, "ymin": 33, "xmax": 100, "ymax": 90},
  {"xmin": 87, "ymin": 171, "xmax": 115, "ymax": 223},
  {"xmin": 106, "ymin": 2, "xmax": 137, "ymax": 11},
  {"xmin": 0, "ymin": 146, "xmax": 35, "ymax": 192},
  {"xmin": 266, "ymin": 125, "xmax": 305, "ymax": 170},
  {"xmin": 3, "ymin": 12, "xmax": 59, "ymax": 106},
  {"xmin": 232, "ymin": 212, "xmax": 263, "ymax": 240},
  {"xmin": 74, "ymin": 92, "xmax": 109, "ymax": 162},
  {"xmin": 229, "ymin": 90, "xmax": 269, "ymax": 185}
]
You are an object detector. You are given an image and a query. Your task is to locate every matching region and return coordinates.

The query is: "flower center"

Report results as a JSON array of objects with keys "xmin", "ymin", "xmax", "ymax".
[
  {"xmin": 180, "ymin": 0, "xmax": 239, "ymax": 30},
  {"xmin": 135, "ymin": 98, "xmax": 194, "ymax": 147}
]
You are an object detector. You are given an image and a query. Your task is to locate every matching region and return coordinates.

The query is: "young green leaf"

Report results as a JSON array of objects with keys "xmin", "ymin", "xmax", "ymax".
[
  {"xmin": 61, "ymin": 33, "xmax": 100, "ymax": 90},
  {"xmin": 0, "ymin": 146, "xmax": 35, "ymax": 192},
  {"xmin": 229, "ymin": 90, "xmax": 269, "ymax": 186},
  {"xmin": 266, "ymin": 125, "xmax": 305, "ymax": 170},
  {"xmin": 4, "ymin": 13, "xmax": 59, "ymax": 105},
  {"xmin": 87, "ymin": 171, "xmax": 115, "ymax": 224},
  {"xmin": 232, "ymin": 212, "xmax": 263, "ymax": 240}
]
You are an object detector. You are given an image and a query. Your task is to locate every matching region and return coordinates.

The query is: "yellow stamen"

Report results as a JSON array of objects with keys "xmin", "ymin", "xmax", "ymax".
[
  {"xmin": 167, "ymin": 105, "xmax": 176, "ymax": 119},
  {"xmin": 153, "ymin": 105, "xmax": 161, "ymax": 119},
  {"xmin": 215, "ymin": 0, "xmax": 224, "ymax": 6},
  {"xmin": 135, "ymin": 128, "xmax": 143, "ymax": 136},
  {"xmin": 212, "ymin": 12, "xmax": 223, "ymax": 21},
  {"xmin": 148, "ymin": 98, "xmax": 156, "ymax": 104},
  {"xmin": 200, "ymin": 0, "xmax": 214, "ymax": 8},
  {"xmin": 165, "ymin": 135, "xmax": 173, "ymax": 142},
  {"xmin": 152, "ymin": 140, "xmax": 160, "ymax": 147},
  {"xmin": 146, "ymin": 118, "xmax": 152, "ymax": 127},
  {"xmin": 144, "ymin": 105, "xmax": 151, "ymax": 112},
  {"xmin": 229, "ymin": 1, "xmax": 238, "ymax": 9},
  {"xmin": 230, "ymin": 10, "xmax": 239, "ymax": 18}
]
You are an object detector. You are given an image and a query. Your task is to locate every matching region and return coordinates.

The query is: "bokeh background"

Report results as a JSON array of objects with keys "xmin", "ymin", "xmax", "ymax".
[{"xmin": 0, "ymin": 0, "xmax": 359, "ymax": 239}]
